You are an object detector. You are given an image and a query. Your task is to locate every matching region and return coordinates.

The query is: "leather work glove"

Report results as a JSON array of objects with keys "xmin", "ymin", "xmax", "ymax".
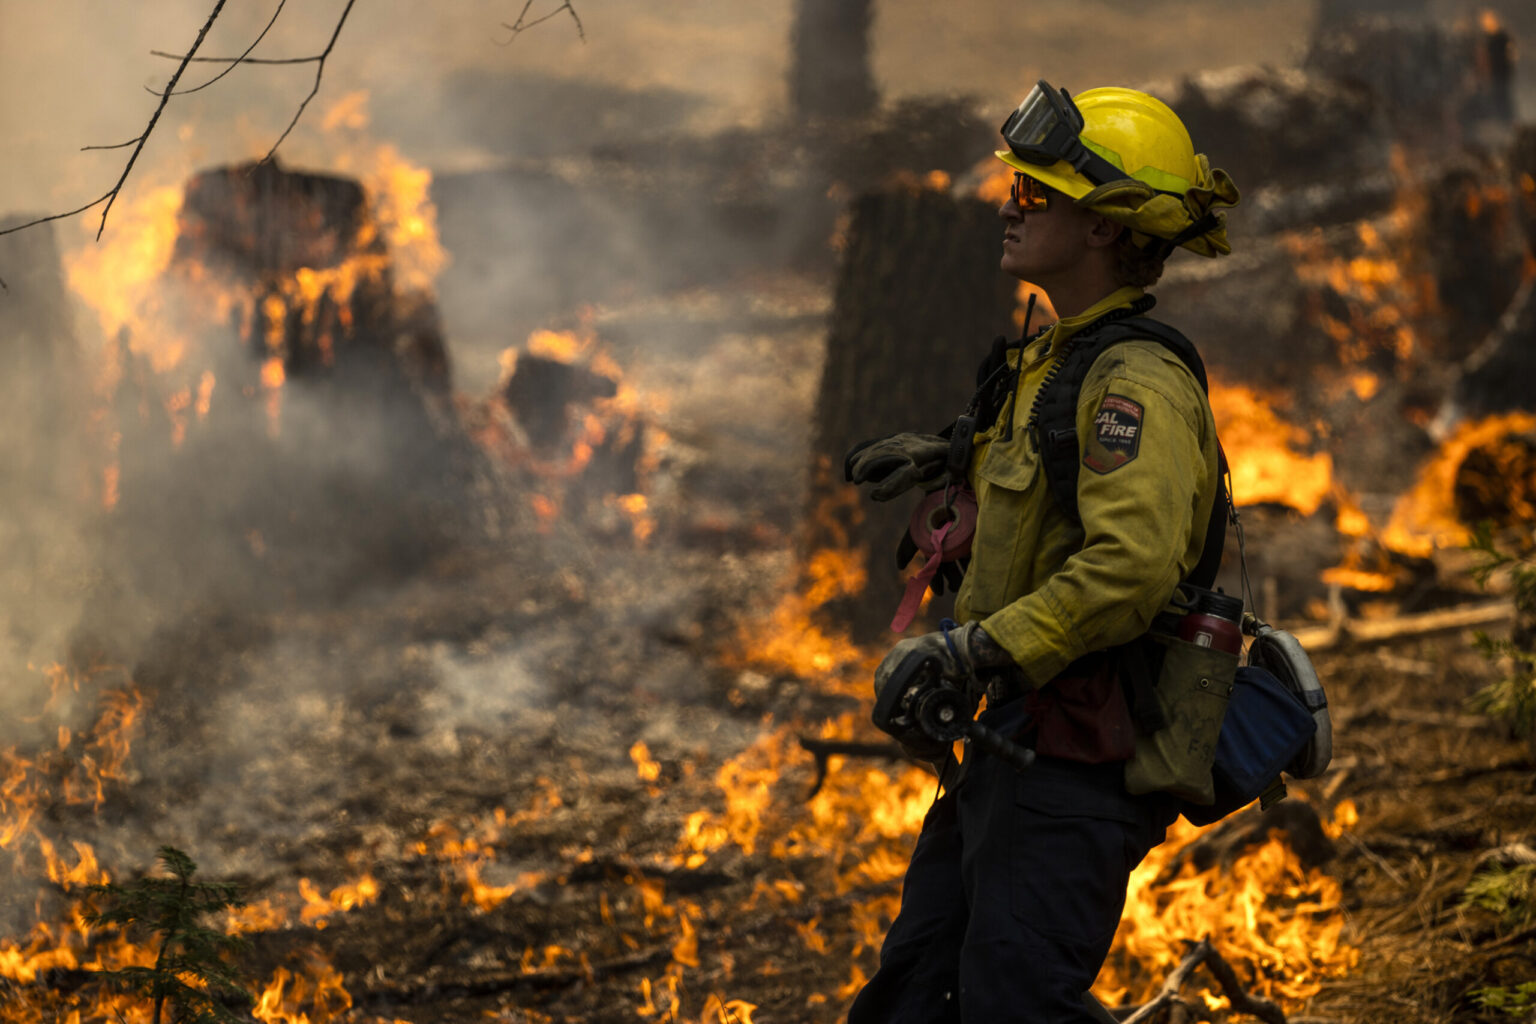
[
  {"xmin": 872, "ymin": 631, "xmax": 961, "ymax": 761},
  {"xmin": 872, "ymin": 622, "xmax": 1012, "ymax": 760},
  {"xmin": 844, "ymin": 432, "xmax": 949, "ymax": 502}
]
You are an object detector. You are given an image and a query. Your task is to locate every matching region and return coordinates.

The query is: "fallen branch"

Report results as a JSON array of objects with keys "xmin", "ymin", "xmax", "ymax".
[
  {"xmin": 1120, "ymin": 939, "xmax": 1287, "ymax": 1024},
  {"xmin": 356, "ymin": 946, "xmax": 671, "ymax": 1005},
  {"xmin": 1290, "ymin": 599, "xmax": 1514, "ymax": 651}
]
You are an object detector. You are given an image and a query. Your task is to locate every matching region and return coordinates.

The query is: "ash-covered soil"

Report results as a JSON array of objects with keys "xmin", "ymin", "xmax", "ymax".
[
  {"xmin": 32, "ymin": 535, "xmax": 1534, "ymax": 1024},
  {"xmin": 6, "ymin": 270, "xmax": 1534, "ymax": 1024}
]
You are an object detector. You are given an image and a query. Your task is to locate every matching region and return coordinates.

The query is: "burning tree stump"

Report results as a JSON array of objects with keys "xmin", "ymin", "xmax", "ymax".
[
  {"xmin": 95, "ymin": 159, "xmax": 482, "ymax": 615},
  {"xmin": 174, "ymin": 159, "xmax": 449, "ymax": 397},
  {"xmin": 810, "ymin": 186, "xmax": 1017, "ymax": 639}
]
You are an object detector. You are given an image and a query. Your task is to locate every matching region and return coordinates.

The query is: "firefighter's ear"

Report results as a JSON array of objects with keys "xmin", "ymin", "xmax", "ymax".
[{"xmin": 1085, "ymin": 213, "xmax": 1124, "ymax": 249}]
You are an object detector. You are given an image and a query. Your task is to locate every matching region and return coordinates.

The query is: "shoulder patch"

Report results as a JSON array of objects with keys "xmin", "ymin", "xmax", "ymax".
[{"xmin": 1083, "ymin": 394, "xmax": 1143, "ymax": 474}]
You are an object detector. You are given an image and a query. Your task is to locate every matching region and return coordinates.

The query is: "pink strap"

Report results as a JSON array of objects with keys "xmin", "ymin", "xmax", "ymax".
[{"xmin": 890, "ymin": 519, "xmax": 952, "ymax": 633}]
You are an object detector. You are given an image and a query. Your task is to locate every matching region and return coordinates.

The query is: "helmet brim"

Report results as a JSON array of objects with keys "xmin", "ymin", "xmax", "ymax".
[{"xmin": 994, "ymin": 149, "xmax": 1096, "ymax": 202}]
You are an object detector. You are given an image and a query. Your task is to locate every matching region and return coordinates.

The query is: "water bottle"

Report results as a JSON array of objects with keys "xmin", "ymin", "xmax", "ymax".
[{"xmin": 1176, "ymin": 586, "xmax": 1244, "ymax": 655}]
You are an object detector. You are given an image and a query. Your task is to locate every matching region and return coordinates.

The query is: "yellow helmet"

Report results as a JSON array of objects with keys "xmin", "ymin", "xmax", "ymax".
[{"xmin": 996, "ymin": 81, "xmax": 1239, "ymax": 257}]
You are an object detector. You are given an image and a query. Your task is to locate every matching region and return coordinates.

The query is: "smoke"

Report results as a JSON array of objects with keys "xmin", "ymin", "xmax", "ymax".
[{"xmin": 0, "ymin": 0, "xmax": 1533, "ymax": 916}]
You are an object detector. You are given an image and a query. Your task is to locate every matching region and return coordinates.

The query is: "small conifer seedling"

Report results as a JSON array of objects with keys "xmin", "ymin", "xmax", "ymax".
[{"xmin": 87, "ymin": 845, "xmax": 253, "ymax": 1024}]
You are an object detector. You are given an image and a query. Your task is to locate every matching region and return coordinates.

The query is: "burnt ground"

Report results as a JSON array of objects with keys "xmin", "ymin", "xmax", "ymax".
[{"xmin": 5, "ymin": 272, "xmax": 1536, "ymax": 1024}]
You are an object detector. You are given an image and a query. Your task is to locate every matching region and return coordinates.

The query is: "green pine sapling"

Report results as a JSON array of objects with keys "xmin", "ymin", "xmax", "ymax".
[
  {"xmin": 1467, "ymin": 524, "xmax": 1536, "ymax": 739},
  {"xmin": 86, "ymin": 846, "xmax": 253, "ymax": 1024}
]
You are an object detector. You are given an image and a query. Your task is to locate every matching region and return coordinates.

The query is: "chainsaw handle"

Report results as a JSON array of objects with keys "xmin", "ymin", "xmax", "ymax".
[{"xmin": 964, "ymin": 720, "xmax": 1036, "ymax": 774}]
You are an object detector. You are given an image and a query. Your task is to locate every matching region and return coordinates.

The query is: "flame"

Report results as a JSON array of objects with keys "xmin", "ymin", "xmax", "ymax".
[
  {"xmin": 1381, "ymin": 412, "xmax": 1536, "ymax": 557},
  {"xmin": 631, "ymin": 741, "xmax": 662, "ymax": 783},
  {"xmin": 252, "ymin": 959, "xmax": 353, "ymax": 1024},
  {"xmin": 1208, "ymin": 381, "xmax": 1333, "ymax": 515},
  {"xmin": 975, "ymin": 162, "xmax": 1014, "ymax": 207},
  {"xmin": 0, "ymin": 674, "xmax": 376, "ymax": 1024},
  {"xmin": 722, "ymin": 483, "xmax": 874, "ymax": 686},
  {"xmin": 1285, "ymin": 155, "xmax": 1434, "ymax": 372},
  {"xmin": 297, "ymin": 874, "xmax": 379, "ymax": 928},
  {"xmin": 64, "ymin": 122, "xmax": 447, "ymax": 469},
  {"xmin": 1094, "ymin": 800, "xmax": 1360, "ymax": 1008},
  {"xmin": 699, "ymin": 995, "xmax": 757, "ymax": 1023},
  {"xmin": 65, "ymin": 186, "xmax": 187, "ymax": 371},
  {"xmin": 409, "ymin": 783, "xmax": 563, "ymax": 911},
  {"xmin": 528, "ymin": 327, "xmax": 590, "ymax": 364},
  {"xmin": 611, "ymin": 492, "xmax": 656, "ymax": 544}
]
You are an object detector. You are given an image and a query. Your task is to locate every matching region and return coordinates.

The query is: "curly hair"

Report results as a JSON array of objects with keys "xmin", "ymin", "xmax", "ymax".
[{"xmin": 1114, "ymin": 233, "xmax": 1167, "ymax": 289}]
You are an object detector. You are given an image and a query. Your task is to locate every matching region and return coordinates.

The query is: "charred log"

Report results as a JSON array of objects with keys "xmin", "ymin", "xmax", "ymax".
[
  {"xmin": 176, "ymin": 158, "xmax": 378, "ymax": 277},
  {"xmin": 502, "ymin": 354, "xmax": 619, "ymax": 450},
  {"xmin": 1453, "ymin": 429, "xmax": 1536, "ymax": 543}
]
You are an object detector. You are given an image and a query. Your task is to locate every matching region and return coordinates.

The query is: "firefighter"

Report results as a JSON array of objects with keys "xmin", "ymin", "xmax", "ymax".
[{"xmin": 845, "ymin": 83, "xmax": 1240, "ymax": 1022}]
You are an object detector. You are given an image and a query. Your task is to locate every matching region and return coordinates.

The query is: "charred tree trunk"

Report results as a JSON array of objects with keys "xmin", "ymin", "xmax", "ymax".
[
  {"xmin": 789, "ymin": 0, "xmax": 877, "ymax": 122},
  {"xmin": 809, "ymin": 187, "xmax": 1017, "ymax": 640}
]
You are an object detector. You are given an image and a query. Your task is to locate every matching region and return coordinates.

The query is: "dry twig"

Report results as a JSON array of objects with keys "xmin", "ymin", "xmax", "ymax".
[
  {"xmin": 1120, "ymin": 939, "xmax": 1288, "ymax": 1024},
  {"xmin": 500, "ymin": 0, "xmax": 585, "ymax": 44}
]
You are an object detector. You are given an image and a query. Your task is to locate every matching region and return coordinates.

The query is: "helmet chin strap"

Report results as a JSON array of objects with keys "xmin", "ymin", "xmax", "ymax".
[{"xmin": 1139, "ymin": 210, "xmax": 1221, "ymax": 261}]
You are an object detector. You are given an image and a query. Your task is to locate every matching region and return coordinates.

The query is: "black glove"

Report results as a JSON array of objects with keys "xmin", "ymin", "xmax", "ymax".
[
  {"xmin": 844, "ymin": 433, "xmax": 949, "ymax": 502},
  {"xmin": 896, "ymin": 527, "xmax": 968, "ymax": 596}
]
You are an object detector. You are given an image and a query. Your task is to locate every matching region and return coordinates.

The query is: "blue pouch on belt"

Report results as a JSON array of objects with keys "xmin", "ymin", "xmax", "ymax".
[{"xmin": 1181, "ymin": 664, "xmax": 1317, "ymax": 827}]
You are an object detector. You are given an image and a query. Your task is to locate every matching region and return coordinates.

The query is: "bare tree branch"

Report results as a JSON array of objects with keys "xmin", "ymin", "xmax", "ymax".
[
  {"xmin": 0, "ymin": 0, "xmax": 580, "ymax": 271},
  {"xmin": 150, "ymin": 0, "xmax": 290, "ymax": 97},
  {"xmin": 0, "ymin": 0, "xmax": 230, "ymax": 243},
  {"xmin": 1120, "ymin": 939, "xmax": 1288, "ymax": 1024},
  {"xmin": 81, "ymin": 137, "xmax": 147, "ymax": 152},
  {"xmin": 500, "ymin": 0, "xmax": 585, "ymax": 44},
  {"xmin": 151, "ymin": 53, "xmax": 317, "ymax": 66},
  {"xmin": 256, "ymin": 0, "xmax": 357, "ymax": 165}
]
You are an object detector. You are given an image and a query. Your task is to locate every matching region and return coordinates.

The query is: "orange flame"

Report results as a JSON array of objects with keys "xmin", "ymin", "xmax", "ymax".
[
  {"xmin": 1094, "ymin": 800, "xmax": 1360, "ymax": 1008},
  {"xmin": 1382, "ymin": 411, "xmax": 1536, "ymax": 557},
  {"xmin": 1209, "ymin": 382, "xmax": 1334, "ymax": 515},
  {"xmin": 297, "ymin": 874, "xmax": 379, "ymax": 929}
]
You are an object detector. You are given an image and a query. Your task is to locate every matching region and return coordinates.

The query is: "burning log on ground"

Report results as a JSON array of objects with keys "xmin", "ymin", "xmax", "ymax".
[{"xmin": 500, "ymin": 350, "xmax": 619, "ymax": 450}]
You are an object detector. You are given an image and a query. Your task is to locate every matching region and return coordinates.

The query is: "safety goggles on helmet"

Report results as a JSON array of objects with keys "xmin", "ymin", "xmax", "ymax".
[
  {"xmin": 1009, "ymin": 172, "xmax": 1052, "ymax": 211},
  {"xmin": 1001, "ymin": 80, "xmax": 1137, "ymax": 189}
]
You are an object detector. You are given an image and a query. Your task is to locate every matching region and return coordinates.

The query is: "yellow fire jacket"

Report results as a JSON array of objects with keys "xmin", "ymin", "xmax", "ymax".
[{"xmin": 953, "ymin": 286, "xmax": 1221, "ymax": 688}]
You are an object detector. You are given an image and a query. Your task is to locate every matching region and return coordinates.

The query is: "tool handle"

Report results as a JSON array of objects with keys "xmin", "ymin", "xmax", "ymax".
[{"xmin": 964, "ymin": 720, "xmax": 1036, "ymax": 774}]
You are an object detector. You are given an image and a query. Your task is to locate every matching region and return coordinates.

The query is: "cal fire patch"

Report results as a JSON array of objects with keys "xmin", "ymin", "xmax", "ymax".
[{"xmin": 1083, "ymin": 394, "xmax": 1143, "ymax": 474}]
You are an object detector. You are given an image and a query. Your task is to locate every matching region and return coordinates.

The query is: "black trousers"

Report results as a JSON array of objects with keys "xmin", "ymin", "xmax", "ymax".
[{"xmin": 846, "ymin": 703, "xmax": 1179, "ymax": 1024}]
